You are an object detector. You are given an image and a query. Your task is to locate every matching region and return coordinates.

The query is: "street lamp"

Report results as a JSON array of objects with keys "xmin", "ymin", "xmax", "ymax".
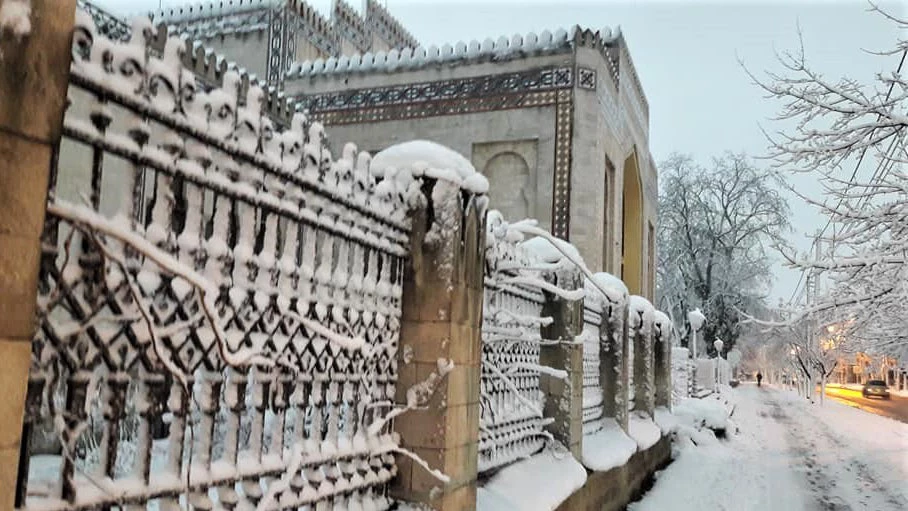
[
  {"xmin": 713, "ymin": 338, "xmax": 724, "ymax": 390},
  {"xmin": 688, "ymin": 309, "xmax": 706, "ymax": 360}
]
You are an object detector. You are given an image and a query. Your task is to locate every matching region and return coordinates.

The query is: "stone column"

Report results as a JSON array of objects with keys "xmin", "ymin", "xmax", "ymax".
[
  {"xmin": 539, "ymin": 268, "xmax": 583, "ymax": 459},
  {"xmin": 391, "ymin": 177, "xmax": 486, "ymax": 510},
  {"xmin": 653, "ymin": 312, "xmax": 673, "ymax": 410},
  {"xmin": 630, "ymin": 296, "xmax": 655, "ymax": 417},
  {"xmin": 599, "ymin": 298, "xmax": 629, "ymax": 431},
  {"xmin": 0, "ymin": 1, "xmax": 77, "ymax": 506}
]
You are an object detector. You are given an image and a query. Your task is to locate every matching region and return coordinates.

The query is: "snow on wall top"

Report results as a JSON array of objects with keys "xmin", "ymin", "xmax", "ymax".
[
  {"xmin": 653, "ymin": 310, "xmax": 673, "ymax": 340},
  {"xmin": 371, "ymin": 140, "xmax": 489, "ymax": 194},
  {"xmin": 629, "ymin": 295, "xmax": 654, "ymax": 329},
  {"xmin": 287, "ymin": 25, "xmax": 620, "ymax": 80},
  {"xmin": 585, "ymin": 272, "xmax": 627, "ymax": 309},
  {"xmin": 0, "ymin": 0, "xmax": 32, "ymax": 38},
  {"xmin": 520, "ymin": 235, "xmax": 582, "ymax": 268}
]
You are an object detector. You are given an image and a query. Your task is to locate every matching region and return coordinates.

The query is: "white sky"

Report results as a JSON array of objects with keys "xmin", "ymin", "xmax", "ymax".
[{"xmin": 96, "ymin": 0, "xmax": 906, "ymax": 305}]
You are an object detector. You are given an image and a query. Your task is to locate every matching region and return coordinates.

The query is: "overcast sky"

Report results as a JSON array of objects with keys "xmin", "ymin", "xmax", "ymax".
[{"xmin": 97, "ymin": 0, "xmax": 905, "ymax": 305}]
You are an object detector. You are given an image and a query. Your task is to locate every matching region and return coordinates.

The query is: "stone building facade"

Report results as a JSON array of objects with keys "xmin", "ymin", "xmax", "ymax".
[
  {"xmin": 75, "ymin": 1, "xmax": 657, "ymax": 299},
  {"xmin": 283, "ymin": 28, "xmax": 658, "ymax": 298}
]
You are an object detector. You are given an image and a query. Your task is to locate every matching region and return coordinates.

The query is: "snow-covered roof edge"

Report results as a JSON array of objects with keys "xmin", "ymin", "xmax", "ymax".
[{"xmin": 286, "ymin": 25, "xmax": 621, "ymax": 84}]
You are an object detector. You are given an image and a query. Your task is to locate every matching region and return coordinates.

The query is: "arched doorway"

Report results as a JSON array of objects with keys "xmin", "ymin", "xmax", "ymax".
[{"xmin": 622, "ymin": 151, "xmax": 644, "ymax": 296}]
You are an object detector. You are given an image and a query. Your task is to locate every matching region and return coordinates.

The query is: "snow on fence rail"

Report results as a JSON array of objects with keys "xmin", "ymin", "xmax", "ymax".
[
  {"xmin": 17, "ymin": 8, "xmax": 413, "ymax": 510},
  {"xmin": 478, "ymin": 212, "xmax": 554, "ymax": 474}
]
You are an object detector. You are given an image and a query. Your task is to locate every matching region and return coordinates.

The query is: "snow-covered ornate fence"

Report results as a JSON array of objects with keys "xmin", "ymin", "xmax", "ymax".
[
  {"xmin": 478, "ymin": 213, "xmax": 553, "ymax": 473},
  {"xmin": 581, "ymin": 304, "xmax": 605, "ymax": 435},
  {"xmin": 17, "ymin": 9, "xmax": 411, "ymax": 509},
  {"xmin": 5, "ymin": 5, "xmax": 681, "ymax": 509}
]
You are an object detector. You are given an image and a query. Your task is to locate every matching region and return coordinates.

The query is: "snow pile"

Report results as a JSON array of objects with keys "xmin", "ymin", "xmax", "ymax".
[
  {"xmin": 628, "ymin": 411, "xmax": 662, "ymax": 450},
  {"xmin": 477, "ymin": 446, "xmax": 587, "ymax": 511},
  {"xmin": 581, "ymin": 418, "xmax": 638, "ymax": 471},
  {"xmin": 653, "ymin": 406, "xmax": 679, "ymax": 435},
  {"xmin": 370, "ymin": 140, "xmax": 489, "ymax": 194},
  {"xmin": 0, "ymin": 0, "xmax": 31, "ymax": 38},
  {"xmin": 666, "ymin": 391, "xmax": 737, "ymax": 452}
]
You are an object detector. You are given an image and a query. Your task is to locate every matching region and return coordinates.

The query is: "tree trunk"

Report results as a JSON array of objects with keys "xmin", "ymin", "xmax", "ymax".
[{"xmin": 819, "ymin": 374, "xmax": 826, "ymax": 406}]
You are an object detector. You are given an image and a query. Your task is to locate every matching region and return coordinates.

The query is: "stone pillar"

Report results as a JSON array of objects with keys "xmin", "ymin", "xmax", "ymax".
[
  {"xmin": 0, "ymin": 1, "xmax": 77, "ymax": 506},
  {"xmin": 630, "ymin": 296, "xmax": 655, "ymax": 417},
  {"xmin": 539, "ymin": 268, "xmax": 583, "ymax": 459},
  {"xmin": 653, "ymin": 312, "xmax": 672, "ymax": 410},
  {"xmin": 600, "ymin": 298, "xmax": 629, "ymax": 431},
  {"xmin": 392, "ymin": 177, "xmax": 486, "ymax": 510}
]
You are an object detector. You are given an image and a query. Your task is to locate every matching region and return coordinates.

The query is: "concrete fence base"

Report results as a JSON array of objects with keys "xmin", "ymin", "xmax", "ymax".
[{"xmin": 555, "ymin": 435, "xmax": 672, "ymax": 511}]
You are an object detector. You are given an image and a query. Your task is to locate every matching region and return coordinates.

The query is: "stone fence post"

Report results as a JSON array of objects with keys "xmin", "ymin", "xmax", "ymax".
[
  {"xmin": 0, "ymin": 1, "xmax": 77, "ymax": 506},
  {"xmin": 629, "ymin": 296, "xmax": 655, "ymax": 417},
  {"xmin": 392, "ymin": 176, "xmax": 486, "ymax": 510},
  {"xmin": 653, "ymin": 312, "xmax": 673, "ymax": 410},
  {"xmin": 599, "ymin": 297, "xmax": 629, "ymax": 431},
  {"xmin": 539, "ymin": 267, "xmax": 584, "ymax": 459}
]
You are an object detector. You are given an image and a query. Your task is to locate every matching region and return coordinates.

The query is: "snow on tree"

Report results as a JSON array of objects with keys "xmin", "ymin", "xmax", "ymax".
[
  {"xmin": 748, "ymin": 3, "xmax": 908, "ymax": 362},
  {"xmin": 656, "ymin": 153, "xmax": 790, "ymax": 355}
]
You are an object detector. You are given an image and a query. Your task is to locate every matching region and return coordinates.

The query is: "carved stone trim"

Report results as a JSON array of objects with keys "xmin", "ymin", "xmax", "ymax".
[
  {"xmin": 309, "ymin": 90, "xmax": 559, "ymax": 125},
  {"xmin": 552, "ymin": 89, "xmax": 574, "ymax": 240},
  {"xmin": 296, "ymin": 66, "xmax": 574, "ymax": 116},
  {"xmin": 577, "ymin": 66, "xmax": 596, "ymax": 90}
]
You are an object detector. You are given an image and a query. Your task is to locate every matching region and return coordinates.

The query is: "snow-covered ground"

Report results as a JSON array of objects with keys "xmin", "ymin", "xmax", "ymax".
[{"xmin": 630, "ymin": 384, "xmax": 908, "ymax": 511}]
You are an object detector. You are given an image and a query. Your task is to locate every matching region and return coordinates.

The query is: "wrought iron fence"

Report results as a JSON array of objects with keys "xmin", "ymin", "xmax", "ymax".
[{"xmin": 18, "ymin": 7, "xmax": 409, "ymax": 510}]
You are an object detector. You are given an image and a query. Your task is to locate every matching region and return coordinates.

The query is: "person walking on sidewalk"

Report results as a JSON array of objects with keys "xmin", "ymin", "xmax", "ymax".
[{"xmin": 757, "ymin": 372, "xmax": 763, "ymax": 387}]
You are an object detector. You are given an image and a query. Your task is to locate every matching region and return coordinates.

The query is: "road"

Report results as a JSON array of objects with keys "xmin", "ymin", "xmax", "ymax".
[
  {"xmin": 820, "ymin": 385, "xmax": 908, "ymax": 424},
  {"xmin": 630, "ymin": 385, "xmax": 908, "ymax": 511}
]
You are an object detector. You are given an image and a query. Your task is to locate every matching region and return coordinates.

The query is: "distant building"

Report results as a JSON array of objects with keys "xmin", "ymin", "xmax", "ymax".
[
  {"xmin": 148, "ymin": 0, "xmax": 417, "ymax": 86},
  {"xmin": 78, "ymin": 0, "xmax": 417, "ymax": 88}
]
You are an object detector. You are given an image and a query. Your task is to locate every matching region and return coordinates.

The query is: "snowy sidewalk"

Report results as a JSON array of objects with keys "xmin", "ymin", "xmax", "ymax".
[{"xmin": 630, "ymin": 384, "xmax": 908, "ymax": 511}]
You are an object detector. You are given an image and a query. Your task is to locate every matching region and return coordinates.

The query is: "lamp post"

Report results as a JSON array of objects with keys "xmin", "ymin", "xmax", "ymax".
[
  {"xmin": 688, "ymin": 308, "xmax": 706, "ymax": 360},
  {"xmin": 714, "ymin": 338, "xmax": 724, "ymax": 390}
]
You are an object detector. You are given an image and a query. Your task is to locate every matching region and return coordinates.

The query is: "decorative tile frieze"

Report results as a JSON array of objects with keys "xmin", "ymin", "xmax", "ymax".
[{"xmin": 295, "ymin": 66, "xmax": 574, "ymax": 116}]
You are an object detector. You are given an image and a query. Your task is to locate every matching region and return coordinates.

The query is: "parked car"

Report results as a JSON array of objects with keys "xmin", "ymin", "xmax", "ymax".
[{"xmin": 862, "ymin": 380, "xmax": 891, "ymax": 399}]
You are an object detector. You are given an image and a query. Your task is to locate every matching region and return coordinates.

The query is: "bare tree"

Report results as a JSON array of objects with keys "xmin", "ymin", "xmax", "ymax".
[
  {"xmin": 747, "ymin": 3, "xmax": 908, "ymax": 359},
  {"xmin": 656, "ymin": 153, "xmax": 791, "ymax": 355}
]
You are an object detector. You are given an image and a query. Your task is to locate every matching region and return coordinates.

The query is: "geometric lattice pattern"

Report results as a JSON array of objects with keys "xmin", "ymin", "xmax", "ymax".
[
  {"xmin": 19, "ymin": 8, "xmax": 409, "ymax": 510},
  {"xmin": 478, "ymin": 216, "xmax": 550, "ymax": 474},
  {"xmin": 581, "ymin": 307, "xmax": 604, "ymax": 435}
]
